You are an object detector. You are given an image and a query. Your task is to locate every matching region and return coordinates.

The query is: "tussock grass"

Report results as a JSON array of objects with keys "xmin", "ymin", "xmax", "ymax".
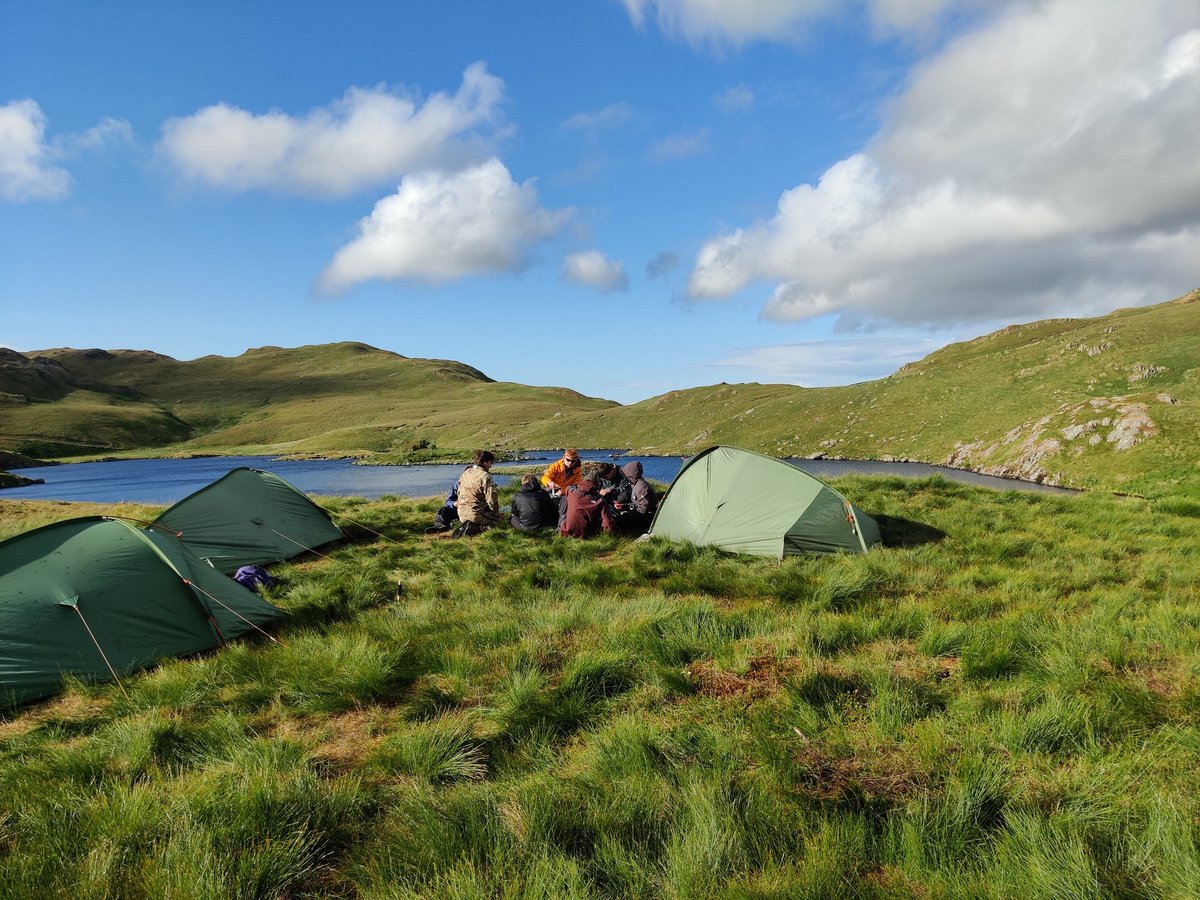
[{"xmin": 3, "ymin": 479, "xmax": 1200, "ymax": 896}]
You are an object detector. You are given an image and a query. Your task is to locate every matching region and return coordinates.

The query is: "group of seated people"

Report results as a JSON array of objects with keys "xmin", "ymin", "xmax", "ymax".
[{"xmin": 428, "ymin": 448, "xmax": 658, "ymax": 538}]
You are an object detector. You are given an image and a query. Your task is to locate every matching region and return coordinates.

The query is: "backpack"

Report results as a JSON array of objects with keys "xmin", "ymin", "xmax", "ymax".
[{"xmin": 233, "ymin": 565, "xmax": 276, "ymax": 593}]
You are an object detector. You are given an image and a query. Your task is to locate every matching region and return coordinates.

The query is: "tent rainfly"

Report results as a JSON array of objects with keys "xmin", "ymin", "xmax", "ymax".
[
  {"xmin": 0, "ymin": 517, "xmax": 283, "ymax": 706},
  {"xmin": 648, "ymin": 446, "xmax": 882, "ymax": 558},
  {"xmin": 155, "ymin": 467, "xmax": 343, "ymax": 574}
]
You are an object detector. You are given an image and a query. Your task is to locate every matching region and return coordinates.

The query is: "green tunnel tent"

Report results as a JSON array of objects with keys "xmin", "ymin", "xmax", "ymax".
[
  {"xmin": 155, "ymin": 467, "xmax": 343, "ymax": 574},
  {"xmin": 648, "ymin": 446, "xmax": 882, "ymax": 558},
  {"xmin": 0, "ymin": 517, "xmax": 283, "ymax": 706}
]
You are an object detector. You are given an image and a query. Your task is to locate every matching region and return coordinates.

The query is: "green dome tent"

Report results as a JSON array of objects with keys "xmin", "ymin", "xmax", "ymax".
[
  {"xmin": 648, "ymin": 446, "xmax": 882, "ymax": 558},
  {"xmin": 155, "ymin": 467, "xmax": 343, "ymax": 574},
  {"xmin": 0, "ymin": 517, "xmax": 283, "ymax": 706}
]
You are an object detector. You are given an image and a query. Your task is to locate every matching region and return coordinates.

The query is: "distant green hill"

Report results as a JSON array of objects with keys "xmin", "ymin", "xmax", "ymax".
[
  {"xmin": 1, "ymin": 291, "xmax": 1197, "ymax": 496},
  {"xmin": 0, "ymin": 343, "xmax": 615, "ymax": 461}
]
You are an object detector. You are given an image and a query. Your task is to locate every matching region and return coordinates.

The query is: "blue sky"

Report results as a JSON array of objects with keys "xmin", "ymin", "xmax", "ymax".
[{"xmin": 3, "ymin": 1, "xmax": 1198, "ymax": 404}]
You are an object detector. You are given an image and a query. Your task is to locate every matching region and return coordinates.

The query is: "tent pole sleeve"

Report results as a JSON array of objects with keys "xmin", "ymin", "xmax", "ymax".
[
  {"xmin": 120, "ymin": 520, "xmax": 226, "ymax": 630},
  {"xmin": 101, "ymin": 515, "xmax": 183, "ymax": 537}
]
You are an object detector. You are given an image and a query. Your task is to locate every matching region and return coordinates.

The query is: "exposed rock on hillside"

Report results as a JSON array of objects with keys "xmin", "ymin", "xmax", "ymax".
[
  {"xmin": 947, "ymin": 398, "xmax": 1158, "ymax": 483},
  {"xmin": 1128, "ymin": 363, "xmax": 1167, "ymax": 382}
]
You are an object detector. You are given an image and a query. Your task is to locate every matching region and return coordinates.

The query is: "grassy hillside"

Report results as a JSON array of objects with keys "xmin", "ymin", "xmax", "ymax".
[
  {"xmin": 537, "ymin": 290, "xmax": 1200, "ymax": 497},
  {"xmin": 3, "ymin": 483, "xmax": 1199, "ymax": 896},
  {"xmin": 2, "ymin": 291, "xmax": 1197, "ymax": 495},
  {"xmin": 0, "ymin": 343, "xmax": 615, "ymax": 460}
]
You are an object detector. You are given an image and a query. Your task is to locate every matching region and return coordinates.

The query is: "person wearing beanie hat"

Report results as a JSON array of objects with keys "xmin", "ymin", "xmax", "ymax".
[{"xmin": 612, "ymin": 459, "xmax": 657, "ymax": 535}]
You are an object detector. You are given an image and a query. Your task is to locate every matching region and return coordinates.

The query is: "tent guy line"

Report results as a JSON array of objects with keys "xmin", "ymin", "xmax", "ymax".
[
  {"xmin": 184, "ymin": 578, "xmax": 285, "ymax": 647},
  {"xmin": 62, "ymin": 597, "xmax": 130, "ymax": 700}
]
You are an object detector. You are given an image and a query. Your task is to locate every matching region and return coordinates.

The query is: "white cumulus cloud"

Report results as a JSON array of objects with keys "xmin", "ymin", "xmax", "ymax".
[
  {"xmin": 562, "ymin": 250, "xmax": 630, "ymax": 293},
  {"xmin": 0, "ymin": 99, "xmax": 71, "ymax": 202},
  {"xmin": 0, "ymin": 101, "xmax": 132, "ymax": 202},
  {"xmin": 688, "ymin": 0, "xmax": 1200, "ymax": 326},
  {"xmin": 158, "ymin": 62, "xmax": 505, "ymax": 197},
  {"xmin": 318, "ymin": 159, "xmax": 572, "ymax": 293}
]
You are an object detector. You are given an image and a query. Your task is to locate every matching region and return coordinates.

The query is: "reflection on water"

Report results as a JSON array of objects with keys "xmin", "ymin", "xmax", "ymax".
[{"xmin": 4, "ymin": 448, "xmax": 1074, "ymax": 505}]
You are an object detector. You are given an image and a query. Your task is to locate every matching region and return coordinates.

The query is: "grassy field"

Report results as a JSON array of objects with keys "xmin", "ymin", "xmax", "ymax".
[{"xmin": 3, "ymin": 477, "xmax": 1200, "ymax": 897}]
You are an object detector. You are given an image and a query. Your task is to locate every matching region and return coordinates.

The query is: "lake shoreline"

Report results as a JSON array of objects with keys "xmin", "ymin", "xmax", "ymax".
[
  {"xmin": 6, "ymin": 443, "xmax": 1090, "ymax": 495},
  {"xmin": 2, "ymin": 449, "xmax": 1082, "ymax": 504}
]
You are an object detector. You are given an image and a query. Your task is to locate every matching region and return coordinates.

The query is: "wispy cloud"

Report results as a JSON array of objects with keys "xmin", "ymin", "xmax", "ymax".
[
  {"xmin": 713, "ymin": 85, "xmax": 755, "ymax": 113},
  {"xmin": 689, "ymin": 0, "xmax": 1200, "ymax": 327},
  {"xmin": 648, "ymin": 128, "xmax": 710, "ymax": 162},
  {"xmin": 561, "ymin": 101, "xmax": 635, "ymax": 134},
  {"xmin": 710, "ymin": 329, "xmax": 962, "ymax": 387},
  {"xmin": 317, "ymin": 159, "xmax": 572, "ymax": 293},
  {"xmin": 620, "ymin": 0, "xmax": 966, "ymax": 47},
  {"xmin": 562, "ymin": 250, "xmax": 630, "ymax": 293},
  {"xmin": 61, "ymin": 116, "xmax": 135, "ymax": 154},
  {"xmin": 159, "ymin": 62, "xmax": 506, "ymax": 197}
]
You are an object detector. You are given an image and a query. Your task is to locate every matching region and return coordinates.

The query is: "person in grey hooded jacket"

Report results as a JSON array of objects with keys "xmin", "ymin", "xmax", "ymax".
[{"xmin": 613, "ymin": 460, "xmax": 657, "ymax": 534}]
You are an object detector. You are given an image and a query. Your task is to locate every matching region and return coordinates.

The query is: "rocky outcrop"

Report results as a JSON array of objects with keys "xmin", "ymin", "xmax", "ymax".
[
  {"xmin": 1128, "ymin": 363, "xmax": 1167, "ymax": 382},
  {"xmin": 946, "ymin": 397, "xmax": 1158, "ymax": 483}
]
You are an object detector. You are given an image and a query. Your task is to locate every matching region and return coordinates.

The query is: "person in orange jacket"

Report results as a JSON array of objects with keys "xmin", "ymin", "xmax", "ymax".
[{"xmin": 540, "ymin": 448, "xmax": 583, "ymax": 497}]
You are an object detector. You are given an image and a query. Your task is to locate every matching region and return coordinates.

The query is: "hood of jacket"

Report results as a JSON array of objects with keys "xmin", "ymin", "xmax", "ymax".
[{"xmin": 621, "ymin": 461, "xmax": 643, "ymax": 480}]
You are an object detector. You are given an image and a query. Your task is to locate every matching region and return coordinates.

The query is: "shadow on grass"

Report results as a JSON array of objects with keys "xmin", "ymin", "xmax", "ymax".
[{"xmin": 873, "ymin": 514, "xmax": 946, "ymax": 548}]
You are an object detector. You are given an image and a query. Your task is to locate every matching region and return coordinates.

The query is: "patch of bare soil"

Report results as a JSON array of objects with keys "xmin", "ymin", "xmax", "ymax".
[
  {"xmin": 274, "ymin": 708, "xmax": 396, "ymax": 771},
  {"xmin": 1092, "ymin": 655, "xmax": 1183, "ymax": 700},
  {"xmin": 0, "ymin": 692, "xmax": 108, "ymax": 740},
  {"xmin": 788, "ymin": 743, "xmax": 926, "ymax": 806},
  {"xmin": 686, "ymin": 654, "xmax": 806, "ymax": 701}
]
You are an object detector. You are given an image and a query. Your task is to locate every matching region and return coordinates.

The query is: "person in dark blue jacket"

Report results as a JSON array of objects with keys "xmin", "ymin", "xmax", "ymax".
[{"xmin": 425, "ymin": 480, "xmax": 460, "ymax": 533}]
